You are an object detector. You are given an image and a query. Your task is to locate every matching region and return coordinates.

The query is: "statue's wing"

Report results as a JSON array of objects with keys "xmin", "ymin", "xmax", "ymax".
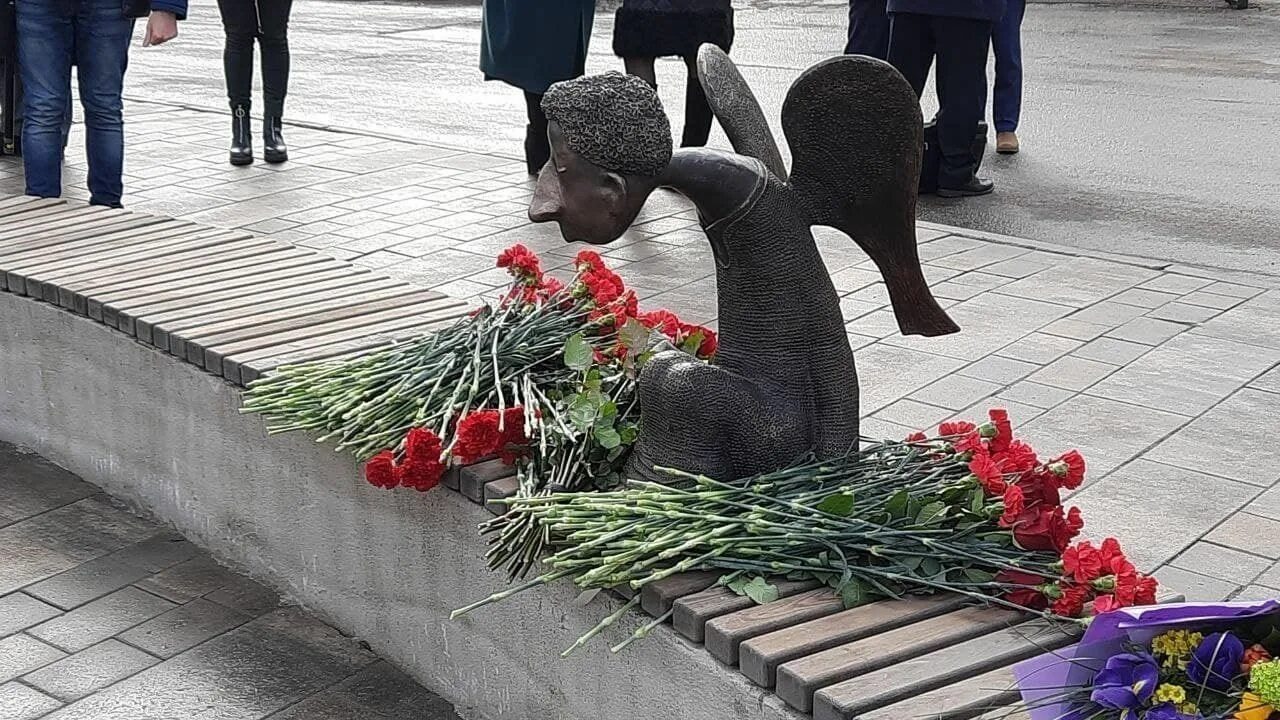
[
  {"xmin": 783, "ymin": 56, "xmax": 958, "ymax": 338},
  {"xmin": 695, "ymin": 44, "xmax": 789, "ymax": 182}
]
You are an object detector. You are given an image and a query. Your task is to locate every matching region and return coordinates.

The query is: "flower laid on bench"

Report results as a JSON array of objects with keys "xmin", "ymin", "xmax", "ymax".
[
  {"xmin": 1013, "ymin": 599, "xmax": 1280, "ymax": 720},
  {"xmin": 453, "ymin": 409, "xmax": 1158, "ymax": 656}
]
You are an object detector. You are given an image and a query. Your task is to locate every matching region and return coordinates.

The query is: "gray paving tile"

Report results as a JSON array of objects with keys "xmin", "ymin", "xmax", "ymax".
[
  {"xmin": 858, "ymin": 417, "xmax": 915, "ymax": 443},
  {"xmin": 0, "ymin": 594, "xmax": 62, "ymax": 638},
  {"xmin": 132, "ymin": 554, "xmax": 240, "ymax": 604},
  {"xmin": 108, "ymin": 533, "xmax": 200, "ymax": 574},
  {"xmin": 0, "ymin": 682, "xmax": 62, "ymax": 720},
  {"xmin": 853, "ymin": 344, "xmax": 967, "ymax": 416},
  {"xmin": 1038, "ymin": 317, "xmax": 1111, "ymax": 342},
  {"xmin": 118, "ymin": 599, "xmax": 250, "ymax": 659},
  {"xmin": 882, "ymin": 292, "xmax": 1073, "ymax": 362},
  {"xmin": 1257, "ymin": 564, "xmax": 1280, "ymax": 591},
  {"xmin": 1152, "ymin": 566, "xmax": 1239, "ymax": 602},
  {"xmin": 1203, "ymin": 281, "xmax": 1266, "ymax": 299},
  {"xmin": 980, "ymin": 254, "xmax": 1055, "ymax": 279},
  {"xmin": 1138, "ymin": 273, "xmax": 1213, "ymax": 295},
  {"xmin": 1071, "ymin": 336, "xmax": 1152, "ymax": 366},
  {"xmin": 21, "ymin": 640, "xmax": 158, "ymax": 702},
  {"xmin": 1170, "ymin": 541, "xmax": 1274, "ymax": 586},
  {"xmin": 1020, "ymin": 394, "xmax": 1189, "ymax": 482},
  {"xmin": 1146, "ymin": 389, "xmax": 1280, "ymax": 487},
  {"xmin": 1026, "ymin": 355, "xmax": 1118, "ymax": 392},
  {"xmin": 1110, "ymin": 287, "xmax": 1181, "ymax": 309},
  {"xmin": 1248, "ymin": 364, "xmax": 1280, "ymax": 394},
  {"xmin": 872, "ymin": 399, "xmax": 953, "ymax": 432},
  {"xmin": 996, "ymin": 332, "xmax": 1083, "ymax": 365},
  {"xmin": 997, "ymin": 256, "xmax": 1159, "ymax": 308},
  {"xmin": 1106, "ymin": 316, "xmax": 1188, "ymax": 346},
  {"xmin": 27, "ymin": 587, "xmax": 176, "ymax": 653},
  {"xmin": 1066, "ymin": 301, "xmax": 1149, "ymax": 328},
  {"xmin": 995, "ymin": 381, "xmax": 1075, "ymax": 410},
  {"xmin": 1233, "ymin": 585, "xmax": 1280, "ymax": 601},
  {"xmin": 1204, "ymin": 513, "xmax": 1280, "ymax": 560},
  {"xmin": 0, "ymin": 448, "xmax": 98, "ymax": 527},
  {"xmin": 39, "ymin": 609, "xmax": 376, "ymax": 720},
  {"xmin": 23, "ymin": 554, "xmax": 153, "ymax": 611},
  {"xmin": 1247, "ymin": 487, "xmax": 1280, "ymax": 521},
  {"xmin": 1194, "ymin": 290, "xmax": 1280, "ymax": 350},
  {"xmin": 266, "ymin": 661, "xmax": 459, "ymax": 720},
  {"xmin": 204, "ymin": 576, "xmax": 282, "ymax": 617},
  {"xmin": 928, "ymin": 244, "xmax": 1027, "ymax": 272},
  {"xmin": 1180, "ymin": 290, "xmax": 1245, "ymax": 311},
  {"xmin": 1145, "ymin": 301, "xmax": 1222, "ymax": 325},
  {"xmin": 957, "ymin": 355, "xmax": 1039, "ymax": 386},
  {"xmin": 910, "ymin": 374, "xmax": 1004, "ymax": 411},
  {"xmin": 1070, "ymin": 460, "xmax": 1257, "ymax": 571},
  {"xmin": 1087, "ymin": 332, "xmax": 1274, "ymax": 417},
  {"xmin": 0, "ymin": 634, "xmax": 66, "ymax": 683}
]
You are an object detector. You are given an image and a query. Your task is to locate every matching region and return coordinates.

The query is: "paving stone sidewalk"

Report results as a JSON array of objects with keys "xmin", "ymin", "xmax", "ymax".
[
  {"xmin": 1, "ymin": 102, "xmax": 1279, "ymax": 708},
  {"xmin": 0, "ymin": 443, "xmax": 461, "ymax": 720}
]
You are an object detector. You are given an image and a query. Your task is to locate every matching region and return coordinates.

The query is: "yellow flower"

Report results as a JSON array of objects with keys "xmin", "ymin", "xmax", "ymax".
[
  {"xmin": 1235, "ymin": 692, "xmax": 1275, "ymax": 720},
  {"xmin": 1155, "ymin": 684, "xmax": 1187, "ymax": 705},
  {"xmin": 1152, "ymin": 630, "xmax": 1203, "ymax": 669}
]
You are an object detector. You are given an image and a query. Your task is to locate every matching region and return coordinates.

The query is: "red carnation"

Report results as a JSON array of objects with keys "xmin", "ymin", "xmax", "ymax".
[
  {"xmin": 696, "ymin": 329, "xmax": 718, "ymax": 359},
  {"xmin": 1099, "ymin": 537, "xmax": 1125, "ymax": 565},
  {"xmin": 1012, "ymin": 506, "xmax": 1082, "ymax": 553},
  {"xmin": 1066, "ymin": 506, "xmax": 1084, "ymax": 536},
  {"xmin": 999, "ymin": 484, "xmax": 1025, "ymax": 527},
  {"xmin": 969, "ymin": 452, "xmax": 1006, "ymax": 496},
  {"xmin": 939, "ymin": 420, "xmax": 977, "ymax": 437},
  {"xmin": 986, "ymin": 408, "xmax": 1013, "ymax": 453},
  {"xmin": 453, "ymin": 410, "xmax": 503, "ymax": 464},
  {"xmin": 399, "ymin": 456, "xmax": 445, "ymax": 492},
  {"xmin": 1048, "ymin": 450, "xmax": 1087, "ymax": 490},
  {"xmin": 364, "ymin": 451, "xmax": 399, "ymax": 490},
  {"xmin": 574, "ymin": 249, "xmax": 605, "ymax": 271},
  {"xmin": 639, "ymin": 310, "xmax": 683, "ymax": 337},
  {"xmin": 496, "ymin": 244, "xmax": 543, "ymax": 283},
  {"xmin": 996, "ymin": 569, "xmax": 1049, "ymax": 610},
  {"xmin": 1015, "ymin": 469, "xmax": 1062, "ymax": 511},
  {"xmin": 1062, "ymin": 541, "xmax": 1104, "ymax": 583},
  {"xmin": 1135, "ymin": 575, "xmax": 1158, "ymax": 605},
  {"xmin": 953, "ymin": 431, "xmax": 985, "ymax": 456},
  {"xmin": 906, "ymin": 431, "xmax": 928, "ymax": 443},
  {"xmin": 1051, "ymin": 583, "xmax": 1091, "ymax": 618},
  {"xmin": 405, "ymin": 427, "xmax": 443, "ymax": 463},
  {"xmin": 995, "ymin": 440, "xmax": 1039, "ymax": 474},
  {"xmin": 1092, "ymin": 594, "xmax": 1123, "ymax": 615}
]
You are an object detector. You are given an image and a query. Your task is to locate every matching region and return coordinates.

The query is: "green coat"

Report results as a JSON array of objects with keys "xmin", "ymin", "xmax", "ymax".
[{"xmin": 480, "ymin": 0, "xmax": 596, "ymax": 95}]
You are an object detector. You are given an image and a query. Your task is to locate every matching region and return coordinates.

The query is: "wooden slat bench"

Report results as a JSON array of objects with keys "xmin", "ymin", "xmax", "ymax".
[{"xmin": 0, "ymin": 194, "xmax": 1181, "ymax": 720}]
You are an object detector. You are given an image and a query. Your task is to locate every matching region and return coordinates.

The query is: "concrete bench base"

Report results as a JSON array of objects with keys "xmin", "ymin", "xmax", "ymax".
[{"xmin": 0, "ymin": 290, "xmax": 802, "ymax": 720}]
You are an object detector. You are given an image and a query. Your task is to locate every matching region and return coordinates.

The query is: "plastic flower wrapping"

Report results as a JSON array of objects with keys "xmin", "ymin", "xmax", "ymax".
[{"xmin": 1014, "ymin": 599, "xmax": 1280, "ymax": 720}]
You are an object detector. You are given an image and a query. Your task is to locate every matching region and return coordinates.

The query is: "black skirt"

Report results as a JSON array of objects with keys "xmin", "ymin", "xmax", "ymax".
[{"xmin": 612, "ymin": 0, "xmax": 734, "ymax": 58}]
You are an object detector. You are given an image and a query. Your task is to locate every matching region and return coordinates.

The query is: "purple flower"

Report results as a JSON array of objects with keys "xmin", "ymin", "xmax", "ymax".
[
  {"xmin": 1145, "ymin": 703, "xmax": 1204, "ymax": 720},
  {"xmin": 1090, "ymin": 651, "xmax": 1160, "ymax": 711},
  {"xmin": 1186, "ymin": 632, "xmax": 1244, "ymax": 692}
]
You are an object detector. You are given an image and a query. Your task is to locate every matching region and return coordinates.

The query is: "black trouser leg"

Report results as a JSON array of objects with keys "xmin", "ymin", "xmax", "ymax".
[
  {"xmin": 680, "ymin": 55, "xmax": 714, "ymax": 148},
  {"xmin": 258, "ymin": 0, "xmax": 292, "ymax": 118},
  {"xmin": 932, "ymin": 15, "xmax": 991, "ymax": 188},
  {"xmin": 523, "ymin": 90, "xmax": 549, "ymax": 175},
  {"xmin": 885, "ymin": 12, "xmax": 932, "ymax": 99},
  {"xmin": 845, "ymin": 0, "xmax": 889, "ymax": 59},
  {"xmin": 216, "ymin": 0, "xmax": 255, "ymax": 112}
]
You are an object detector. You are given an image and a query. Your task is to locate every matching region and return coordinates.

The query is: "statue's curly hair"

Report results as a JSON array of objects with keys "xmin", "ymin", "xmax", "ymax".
[{"xmin": 542, "ymin": 72, "xmax": 673, "ymax": 177}]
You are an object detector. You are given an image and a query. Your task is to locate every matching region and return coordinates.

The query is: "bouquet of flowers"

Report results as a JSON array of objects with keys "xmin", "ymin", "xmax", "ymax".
[
  {"xmin": 1014, "ymin": 599, "xmax": 1280, "ymax": 720},
  {"xmin": 454, "ymin": 410, "xmax": 1159, "ymax": 656}
]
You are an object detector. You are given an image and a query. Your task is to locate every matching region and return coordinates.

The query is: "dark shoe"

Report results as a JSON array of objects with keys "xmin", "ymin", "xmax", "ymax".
[
  {"xmin": 524, "ymin": 123, "xmax": 550, "ymax": 176},
  {"xmin": 263, "ymin": 116, "xmax": 288, "ymax": 164},
  {"xmin": 996, "ymin": 131, "xmax": 1020, "ymax": 155},
  {"xmin": 937, "ymin": 176, "xmax": 995, "ymax": 198},
  {"xmin": 229, "ymin": 106, "xmax": 253, "ymax": 166}
]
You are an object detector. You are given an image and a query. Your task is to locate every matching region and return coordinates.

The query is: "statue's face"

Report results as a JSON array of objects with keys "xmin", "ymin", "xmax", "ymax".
[{"xmin": 528, "ymin": 122, "xmax": 651, "ymax": 245}]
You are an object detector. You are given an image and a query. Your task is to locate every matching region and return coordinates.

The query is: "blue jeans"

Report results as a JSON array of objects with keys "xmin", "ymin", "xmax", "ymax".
[
  {"xmin": 992, "ymin": 0, "xmax": 1025, "ymax": 133},
  {"xmin": 16, "ymin": 0, "xmax": 134, "ymax": 207}
]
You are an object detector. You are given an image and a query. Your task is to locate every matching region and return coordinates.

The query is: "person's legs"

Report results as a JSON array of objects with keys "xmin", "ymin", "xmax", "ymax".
[
  {"xmin": 259, "ymin": 0, "xmax": 292, "ymax": 162},
  {"xmin": 74, "ymin": 0, "xmax": 134, "ymax": 207},
  {"xmin": 992, "ymin": 0, "xmax": 1024, "ymax": 151},
  {"xmin": 14, "ymin": 0, "xmax": 73, "ymax": 199},
  {"xmin": 845, "ymin": 0, "xmax": 889, "ymax": 59},
  {"xmin": 885, "ymin": 12, "xmax": 932, "ymax": 99},
  {"xmin": 217, "ymin": 0, "xmax": 255, "ymax": 164},
  {"xmin": 62, "ymin": 92, "xmax": 73, "ymax": 150},
  {"xmin": 523, "ymin": 90, "xmax": 548, "ymax": 176},
  {"xmin": 623, "ymin": 56, "xmax": 658, "ymax": 88},
  {"xmin": 680, "ymin": 54, "xmax": 714, "ymax": 148},
  {"xmin": 933, "ymin": 15, "xmax": 993, "ymax": 193}
]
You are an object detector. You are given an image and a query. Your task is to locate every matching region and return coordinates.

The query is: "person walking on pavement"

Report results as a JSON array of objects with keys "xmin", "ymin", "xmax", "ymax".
[
  {"xmin": 612, "ymin": 0, "xmax": 734, "ymax": 149},
  {"xmin": 14, "ymin": 0, "xmax": 184, "ymax": 208},
  {"xmin": 885, "ymin": 0, "xmax": 1003, "ymax": 197},
  {"xmin": 992, "ymin": 0, "xmax": 1025, "ymax": 154},
  {"xmin": 217, "ymin": 0, "xmax": 294, "ymax": 166},
  {"xmin": 480, "ymin": 0, "xmax": 595, "ymax": 176},
  {"xmin": 845, "ymin": 0, "xmax": 888, "ymax": 59}
]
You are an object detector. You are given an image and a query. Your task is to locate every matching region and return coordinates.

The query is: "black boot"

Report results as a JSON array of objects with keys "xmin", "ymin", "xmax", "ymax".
[
  {"xmin": 229, "ymin": 106, "xmax": 253, "ymax": 166},
  {"xmin": 263, "ymin": 116, "xmax": 288, "ymax": 164}
]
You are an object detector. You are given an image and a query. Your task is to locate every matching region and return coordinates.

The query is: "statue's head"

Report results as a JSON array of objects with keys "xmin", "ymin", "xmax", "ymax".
[{"xmin": 528, "ymin": 72, "xmax": 673, "ymax": 245}]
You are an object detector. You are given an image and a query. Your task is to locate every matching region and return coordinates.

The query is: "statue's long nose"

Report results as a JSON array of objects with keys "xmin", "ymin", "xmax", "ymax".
[{"xmin": 528, "ymin": 164, "xmax": 563, "ymax": 224}]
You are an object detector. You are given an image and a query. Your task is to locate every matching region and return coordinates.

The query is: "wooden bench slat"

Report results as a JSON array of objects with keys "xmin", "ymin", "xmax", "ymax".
[
  {"xmin": 811, "ymin": 618, "xmax": 1076, "ymax": 720},
  {"xmin": 705, "ymin": 588, "xmax": 846, "ymax": 667},
  {"xmin": 673, "ymin": 580, "xmax": 821, "ymax": 644},
  {"xmin": 216, "ymin": 301, "xmax": 470, "ymax": 382},
  {"xmin": 8, "ymin": 226, "xmax": 239, "ymax": 283},
  {"xmin": 853, "ymin": 664, "xmax": 1020, "ymax": 720},
  {"xmin": 639, "ymin": 571, "xmax": 721, "ymax": 619},
  {"xmin": 738, "ymin": 593, "xmax": 968, "ymax": 690},
  {"xmin": 0, "ymin": 222, "xmax": 207, "ymax": 291},
  {"xmin": 0, "ymin": 205, "xmax": 125, "ymax": 243},
  {"xmin": 0, "ymin": 215, "xmax": 173, "ymax": 259},
  {"xmin": 775, "ymin": 605, "xmax": 1025, "ymax": 713},
  {"xmin": 0, "ymin": 195, "xmax": 58, "ymax": 215},
  {"xmin": 0, "ymin": 203, "xmax": 98, "ymax": 231}
]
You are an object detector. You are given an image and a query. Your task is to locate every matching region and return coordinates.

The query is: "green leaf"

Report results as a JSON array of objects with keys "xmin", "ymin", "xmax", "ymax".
[
  {"xmin": 563, "ymin": 333, "xmax": 593, "ymax": 371},
  {"xmin": 915, "ymin": 501, "xmax": 948, "ymax": 526},
  {"xmin": 726, "ymin": 576, "xmax": 750, "ymax": 595},
  {"xmin": 885, "ymin": 490, "xmax": 910, "ymax": 520},
  {"xmin": 838, "ymin": 579, "xmax": 867, "ymax": 609},
  {"xmin": 619, "ymin": 318, "xmax": 650, "ymax": 355},
  {"xmin": 742, "ymin": 577, "xmax": 779, "ymax": 605},
  {"xmin": 619, "ymin": 425, "xmax": 638, "ymax": 445},
  {"xmin": 568, "ymin": 394, "xmax": 597, "ymax": 431},
  {"xmin": 816, "ymin": 492, "xmax": 856, "ymax": 517},
  {"xmin": 969, "ymin": 488, "xmax": 986, "ymax": 515},
  {"xmin": 899, "ymin": 555, "xmax": 924, "ymax": 573},
  {"xmin": 963, "ymin": 568, "xmax": 997, "ymax": 584},
  {"xmin": 597, "ymin": 401, "xmax": 618, "ymax": 421},
  {"xmin": 593, "ymin": 424, "xmax": 622, "ymax": 449},
  {"xmin": 920, "ymin": 558, "xmax": 943, "ymax": 578}
]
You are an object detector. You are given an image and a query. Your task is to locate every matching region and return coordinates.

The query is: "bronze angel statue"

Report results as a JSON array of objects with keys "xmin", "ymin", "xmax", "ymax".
[{"xmin": 527, "ymin": 46, "xmax": 959, "ymax": 483}]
